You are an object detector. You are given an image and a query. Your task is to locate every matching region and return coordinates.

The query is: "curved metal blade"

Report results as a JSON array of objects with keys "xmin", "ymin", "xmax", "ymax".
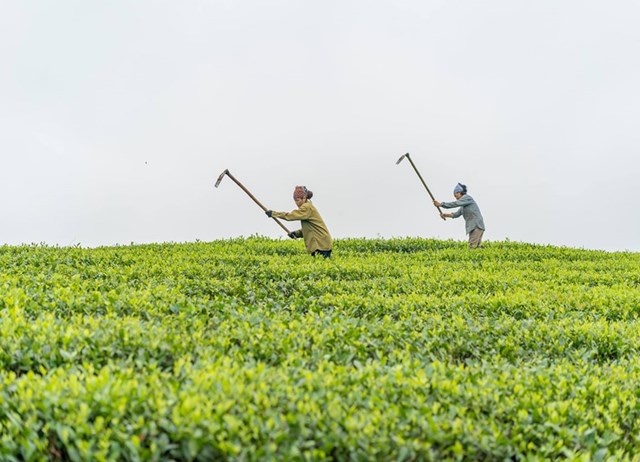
[
  {"xmin": 396, "ymin": 153, "xmax": 409, "ymax": 165},
  {"xmin": 214, "ymin": 169, "xmax": 229, "ymax": 188}
]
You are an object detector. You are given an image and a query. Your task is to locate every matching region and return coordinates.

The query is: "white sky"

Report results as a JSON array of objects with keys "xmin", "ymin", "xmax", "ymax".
[{"xmin": 1, "ymin": 1, "xmax": 638, "ymax": 251}]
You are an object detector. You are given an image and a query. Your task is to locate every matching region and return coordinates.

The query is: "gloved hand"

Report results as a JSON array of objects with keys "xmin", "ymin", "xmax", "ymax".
[
  {"xmin": 288, "ymin": 232, "xmax": 297, "ymax": 239},
  {"xmin": 265, "ymin": 210, "xmax": 273, "ymax": 218}
]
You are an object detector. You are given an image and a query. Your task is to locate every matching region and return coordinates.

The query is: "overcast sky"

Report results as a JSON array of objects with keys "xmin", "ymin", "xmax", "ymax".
[{"xmin": 1, "ymin": 1, "xmax": 639, "ymax": 251}]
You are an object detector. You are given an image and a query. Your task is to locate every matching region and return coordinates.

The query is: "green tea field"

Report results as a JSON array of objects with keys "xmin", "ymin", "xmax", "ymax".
[{"xmin": 1, "ymin": 238, "xmax": 640, "ymax": 461}]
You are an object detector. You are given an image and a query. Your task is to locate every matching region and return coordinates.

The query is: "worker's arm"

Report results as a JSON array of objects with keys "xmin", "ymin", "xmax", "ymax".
[
  {"xmin": 440, "ymin": 196, "xmax": 474, "ymax": 209},
  {"xmin": 271, "ymin": 203, "xmax": 312, "ymax": 221}
]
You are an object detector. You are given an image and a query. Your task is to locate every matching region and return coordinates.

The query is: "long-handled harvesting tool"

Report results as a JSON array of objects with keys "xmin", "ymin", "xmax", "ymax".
[
  {"xmin": 215, "ymin": 169, "xmax": 292, "ymax": 234},
  {"xmin": 396, "ymin": 153, "xmax": 445, "ymax": 220}
]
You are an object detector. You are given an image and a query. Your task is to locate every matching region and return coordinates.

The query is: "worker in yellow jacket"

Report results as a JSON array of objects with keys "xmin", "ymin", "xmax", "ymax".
[{"xmin": 266, "ymin": 186, "xmax": 333, "ymax": 258}]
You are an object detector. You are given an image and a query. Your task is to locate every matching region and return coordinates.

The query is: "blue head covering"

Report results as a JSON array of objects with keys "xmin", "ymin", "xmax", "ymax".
[{"xmin": 453, "ymin": 183, "xmax": 466, "ymax": 194}]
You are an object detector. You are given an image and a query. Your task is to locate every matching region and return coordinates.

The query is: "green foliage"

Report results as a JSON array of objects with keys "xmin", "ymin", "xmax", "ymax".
[{"xmin": 0, "ymin": 238, "xmax": 639, "ymax": 460}]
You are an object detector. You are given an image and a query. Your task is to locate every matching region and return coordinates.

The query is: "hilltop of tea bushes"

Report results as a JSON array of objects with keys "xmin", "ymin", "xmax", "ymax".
[{"xmin": 1, "ymin": 237, "xmax": 639, "ymax": 460}]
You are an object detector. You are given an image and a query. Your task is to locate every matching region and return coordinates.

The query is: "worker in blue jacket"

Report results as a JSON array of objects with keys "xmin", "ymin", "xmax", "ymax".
[{"xmin": 434, "ymin": 183, "xmax": 485, "ymax": 248}]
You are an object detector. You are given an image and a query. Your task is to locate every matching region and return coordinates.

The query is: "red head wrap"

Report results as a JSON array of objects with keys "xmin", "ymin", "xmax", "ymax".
[{"xmin": 293, "ymin": 186, "xmax": 308, "ymax": 200}]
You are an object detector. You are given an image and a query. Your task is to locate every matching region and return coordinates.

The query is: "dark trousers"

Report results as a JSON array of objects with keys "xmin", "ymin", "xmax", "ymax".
[{"xmin": 312, "ymin": 250, "xmax": 332, "ymax": 258}]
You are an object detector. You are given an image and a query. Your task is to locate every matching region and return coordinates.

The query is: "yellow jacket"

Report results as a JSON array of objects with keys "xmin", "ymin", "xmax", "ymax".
[{"xmin": 272, "ymin": 201, "xmax": 332, "ymax": 254}]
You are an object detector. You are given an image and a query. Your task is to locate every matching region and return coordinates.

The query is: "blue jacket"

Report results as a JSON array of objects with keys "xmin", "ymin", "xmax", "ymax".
[{"xmin": 440, "ymin": 194, "xmax": 485, "ymax": 234}]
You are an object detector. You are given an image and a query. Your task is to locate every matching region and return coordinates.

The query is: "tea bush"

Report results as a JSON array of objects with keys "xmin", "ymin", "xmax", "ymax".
[{"xmin": 0, "ymin": 238, "xmax": 639, "ymax": 460}]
